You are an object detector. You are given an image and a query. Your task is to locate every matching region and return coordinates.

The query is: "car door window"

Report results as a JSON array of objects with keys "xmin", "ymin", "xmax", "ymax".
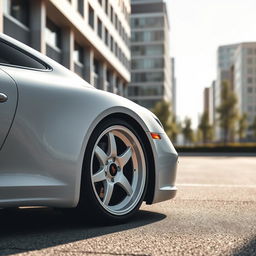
[{"xmin": 0, "ymin": 40, "xmax": 48, "ymax": 70}]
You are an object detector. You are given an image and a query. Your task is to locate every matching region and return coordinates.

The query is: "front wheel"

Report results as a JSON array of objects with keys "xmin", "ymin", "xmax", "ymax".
[{"xmin": 79, "ymin": 118, "xmax": 148, "ymax": 223}]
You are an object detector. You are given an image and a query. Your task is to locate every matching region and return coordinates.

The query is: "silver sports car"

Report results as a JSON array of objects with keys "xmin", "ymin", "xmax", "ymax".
[{"xmin": 0, "ymin": 33, "xmax": 178, "ymax": 222}]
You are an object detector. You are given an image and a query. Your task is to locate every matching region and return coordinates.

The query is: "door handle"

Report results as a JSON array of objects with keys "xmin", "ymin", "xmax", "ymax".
[{"xmin": 0, "ymin": 93, "xmax": 8, "ymax": 103}]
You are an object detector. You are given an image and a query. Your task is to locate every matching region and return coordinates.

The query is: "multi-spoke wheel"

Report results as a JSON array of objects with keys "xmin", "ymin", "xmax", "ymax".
[{"xmin": 79, "ymin": 118, "xmax": 148, "ymax": 222}]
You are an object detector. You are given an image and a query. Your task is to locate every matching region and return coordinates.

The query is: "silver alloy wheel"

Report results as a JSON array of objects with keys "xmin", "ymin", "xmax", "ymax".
[{"xmin": 90, "ymin": 125, "xmax": 146, "ymax": 216}]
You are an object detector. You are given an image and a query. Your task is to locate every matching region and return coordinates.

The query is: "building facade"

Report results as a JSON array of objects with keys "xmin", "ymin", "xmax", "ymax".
[
  {"xmin": 215, "ymin": 42, "xmax": 256, "ymax": 141},
  {"xmin": 233, "ymin": 43, "xmax": 256, "ymax": 140},
  {"xmin": 128, "ymin": 0, "xmax": 172, "ymax": 109},
  {"xmin": 0, "ymin": 0, "xmax": 131, "ymax": 95},
  {"xmin": 203, "ymin": 84, "xmax": 214, "ymax": 126},
  {"xmin": 215, "ymin": 44, "xmax": 238, "ymax": 140},
  {"xmin": 171, "ymin": 57, "xmax": 176, "ymax": 116},
  {"xmin": 210, "ymin": 80, "xmax": 216, "ymax": 126}
]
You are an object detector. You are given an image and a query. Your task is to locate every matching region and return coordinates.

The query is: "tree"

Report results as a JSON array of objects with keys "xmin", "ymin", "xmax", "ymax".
[
  {"xmin": 151, "ymin": 100, "xmax": 180, "ymax": 142},
  {"xmin": 237, "ymin": 113, "xmax": 248, "ymax": 141},
  {"xmin": 195, "ymin": 129, "xmax": 203, "ymax": 144},
  {"xmin": 169, "ymin": 115, "xmax": 180, "ymax": 143},
  {"xmin": 198, "ymin": 112, "xmax": 213, "ymax": 143},
  {"xmin": 250, "ymin": 116, "xmax": 256, "ymax": 139},
  {"xmin": 216, "ymin": 81, "xmax": 238, "ymax": 144},
  {"xmin": 182, "ymin": 117, "xmax": 194, "ymax": 145},
  {"xmin": 151, "ymin": 100, "xmax": 171, "ymax": 132}
]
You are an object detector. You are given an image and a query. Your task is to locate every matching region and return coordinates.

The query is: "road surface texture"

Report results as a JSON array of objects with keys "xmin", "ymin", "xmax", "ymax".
[{"xmin": 0, "ymin": 156, "xmax": 256, "ymax": 256}]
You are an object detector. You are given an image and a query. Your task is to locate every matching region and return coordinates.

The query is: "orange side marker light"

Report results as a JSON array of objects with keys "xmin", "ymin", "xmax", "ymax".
[{"xmin": 150, "ymin": 133, "xmax": 161, "ymax": 140}]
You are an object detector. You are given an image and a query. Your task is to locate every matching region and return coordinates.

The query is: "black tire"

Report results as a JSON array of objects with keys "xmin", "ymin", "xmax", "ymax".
[{"xmin": 78, "ymin": 117, "xmax": 148, "ymax": 224}]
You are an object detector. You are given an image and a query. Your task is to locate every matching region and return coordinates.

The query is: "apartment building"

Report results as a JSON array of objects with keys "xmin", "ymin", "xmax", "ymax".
[
  {"xmin": 0, "ymin": 0, "xmax": 131, "ymax": 96},
  {"xmin": 203, "ymin": 85, "xmax": 215, "ymax": 125},
  {"xmin": 233, "ymin": 43, "xmax": 256, "ymax": 140},
  {"xmin": 171, "ymin": 57, "xmax": 176, "ymax": 116},
  {"xmin": 215, "ymin": 44, "xmax": 238, "ymax": 140},
  {"xmin": 215, "ymin": 42, "xmax": 256, "ymax": 141},
  {"xmin": 128, "ymin": 0, "xmax": 172, "ymax": 109}
]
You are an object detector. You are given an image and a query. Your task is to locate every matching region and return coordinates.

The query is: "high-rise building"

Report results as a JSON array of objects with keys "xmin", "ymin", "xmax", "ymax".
[
  {"xmin": 215, "ymin": 42, "xmax": 256, "ymax": 141},
  {"xmin": 203, "ymin": 85, "xmax": 214, "ymax": 126},
  {"xmin": 171, "ymin": 57, "xmax": 176, "ymax": 116},
  {"xmin": 234, "ymin": 43, "xmax": 256, "ymax": 140},
  {"xmin": 128, "ymin": 0, "xmax": 172, "ymax": 109},
  {"xmin": 210, "ymin": 80, "xmax": 216, "ymax": 126},
  {"xmin": 215, "ymin": 44, "xmax": 238, "ymax": 140},
  {"xmin": 0, "ymin": 0, "xmax": 131, "ymax": 96},
  {"xmin": 203, "ymin": 87, "xmax": 210, "ymax": 116}
]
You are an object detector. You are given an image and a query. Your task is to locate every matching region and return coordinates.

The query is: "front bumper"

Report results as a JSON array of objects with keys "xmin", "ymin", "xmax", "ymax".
[{"xmin": 147, "ymin": 132, "xmax": 178, "ymax": 204}]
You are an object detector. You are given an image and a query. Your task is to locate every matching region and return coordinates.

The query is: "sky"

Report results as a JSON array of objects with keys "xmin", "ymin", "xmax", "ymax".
[{"xmin": 166, "ymin": 0, "xmax": 256, "ymax": 128}]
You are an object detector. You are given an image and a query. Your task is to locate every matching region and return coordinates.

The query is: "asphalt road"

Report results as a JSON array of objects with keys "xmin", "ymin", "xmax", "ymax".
[{"xmin": 0, "ymin": 156, "xmax": 256, "ymax": 256}]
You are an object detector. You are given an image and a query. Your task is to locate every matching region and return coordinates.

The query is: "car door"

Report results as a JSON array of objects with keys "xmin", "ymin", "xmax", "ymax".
[{"xmin": 0, "ymin": 68, "xmax": 18, "ymax": 150}]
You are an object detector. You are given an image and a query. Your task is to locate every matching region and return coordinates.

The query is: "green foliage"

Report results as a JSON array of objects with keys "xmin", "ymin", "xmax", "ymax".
[
  {"xmin": 198, "ymin": 112, "xmax": 214, "ymax": 143},
  {"xmin": 250, "ymin": 116, "xmax": 256, "ymax": 138},
  {"xmin": 169, "ymin": 115, "xmax": 181, "ymax": 142},
  {"xmin": 151, "ymin": 100, "xmax": 180, "ymax": 142},
  {"xmin": 182, "ymin": 117, "xmax": 194, "ymax": 145},
  {"xmin": 237, "ymin": 113, "xmax": 248, "ymax": 141},
  {"xmin": 195, "ymin": 129, "xmax": 203, "ymax": 143},
  {"xmin": 151, "ymin": 100, "xmax": 170, "ymax": 131},
  {"xmin": 176, "ymin": 143, "xmax": 256, "ymax": 153},
  {"xmin": 216, "ymin": 81, "xmax": 238, "ymax": 144}
]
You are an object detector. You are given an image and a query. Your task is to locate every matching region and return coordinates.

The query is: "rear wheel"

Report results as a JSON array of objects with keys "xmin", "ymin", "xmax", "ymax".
[{"xmin": 79, "ymin": 118, "xmax": 148, "ymax": 223}]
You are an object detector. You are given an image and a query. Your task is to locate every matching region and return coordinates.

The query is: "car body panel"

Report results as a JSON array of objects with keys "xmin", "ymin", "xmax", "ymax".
[
  {"xmin": 0, "ymin": 68, "xmax": 18, "ymax": 150},
  {"xmin": 0, "ymin": 33, "xmax": 178, "ymax": 208}
]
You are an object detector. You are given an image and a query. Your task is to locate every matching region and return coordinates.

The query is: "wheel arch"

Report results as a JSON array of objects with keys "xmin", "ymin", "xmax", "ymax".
[{"xmin": 79, "ymin": 112, "xmax": 156, "ymax": 206}]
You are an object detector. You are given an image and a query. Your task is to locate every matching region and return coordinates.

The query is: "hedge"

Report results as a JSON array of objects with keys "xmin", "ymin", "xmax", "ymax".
[{"xmin": 175, "ymin": 143, "xmax": 256, "ymax": 153}]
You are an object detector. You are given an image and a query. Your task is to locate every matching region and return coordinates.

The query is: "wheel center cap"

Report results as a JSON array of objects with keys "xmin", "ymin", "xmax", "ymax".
[{"xmin": 109, "ymin": 163, "xmax": 118, "ymax": 176}]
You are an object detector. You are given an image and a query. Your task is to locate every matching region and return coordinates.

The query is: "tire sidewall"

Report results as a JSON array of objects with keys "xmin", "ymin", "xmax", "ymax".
[{"xmin": 79, "ymin": 117, "xmax": 149, "ymax": 223}]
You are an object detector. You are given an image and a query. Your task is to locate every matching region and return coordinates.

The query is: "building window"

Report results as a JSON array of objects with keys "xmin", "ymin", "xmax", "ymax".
[
  {"xmin": 45, "ymin": 19, "xmax": 61, "ymax": 49},
  {"xmin": 247, "ymin": 48, "xmax": 253, "ymax": 55},
  {"xmin": 73, "ymin": 42, "xmax": 84, "ymax": 64},
  {"xmin": 8, "ymin": 0, "xmax": 30, "ymax": 27},
  {"xmin": 77, "ymin": 0, "xmax": 84, "ymax": 16},
  {"xmin": 106, "ymin": 70, "xmax": 111, "ymax": 91},
  {"xmin": 88, "ymin": 4, "xmax": 94, "ymax": 28},
  {"xmin": 97, "ymin": 18, "xmax": 102, "ymax": 38},
  {"xmin": 118, "ymin": 20, "xmax": 121, "ymax": 35},
  {"xmin": 131, "ymin": 45, "xmax": 164, "ymax": 56},
  {"xmin": 105, "ymin": 0, "xmax": 109, "ymax": 15},
  {"xmin": 115, "ymin": 42, "xmax": 118, "ymax": 56},
  {"xmin": 110, "ymin": 6, "xmax": 114, "ymax": 23},
  {"xmin": 131, "ymin": 31, "xmax": 164, "ymax": 42},
  {"xmin": 110, "ymin": 36, "xmax": 114, "ymax": 52},
  {"xmin": 105, "ymin": 28, "xmax": 109, "ymax": 46},
  {"xmin": 247, "ymin": 77, "xmax": 253, "ymax": 84},
  {"xmin": 131, "ymin": 58, "xmax": 164, "ymax": 70},
  {"xmin": 131, "ymin": 17, "xmax": 164, "ymax": 29},
  {"xmin": 93, "ymin": 59, "xmax": 99, "ymax": 74},
  {"xmin": 248, "ymin": 106, "xmax": 253, "ymax": 112},
  {"xmin": 131, "ymin": 72, "xmax": 164, "ymax": 83},
  {"xmin": 247, "ymin": 87, "xmax": 253, "ymax": 93},
  {"xmin": 248, "ymin": 68, "xmax": 253, "ymax": 74},
  {"xmin": 118, "ymin": 47, "xmax": 121, "ymax": 59},
  {"xmin": 247, "ymin": 58, "xmax": 253, "ymax": 65},
  {"xmin": 128, "ymin": 85, "xmax": 164, "ymax": 97},
  {"xmin": 115, "ymin": 14, "xmax": 118, "ymax": 30},
  {"xmin": 93, "ymin": 59, "xmax": 99, "ymax": 87}
]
